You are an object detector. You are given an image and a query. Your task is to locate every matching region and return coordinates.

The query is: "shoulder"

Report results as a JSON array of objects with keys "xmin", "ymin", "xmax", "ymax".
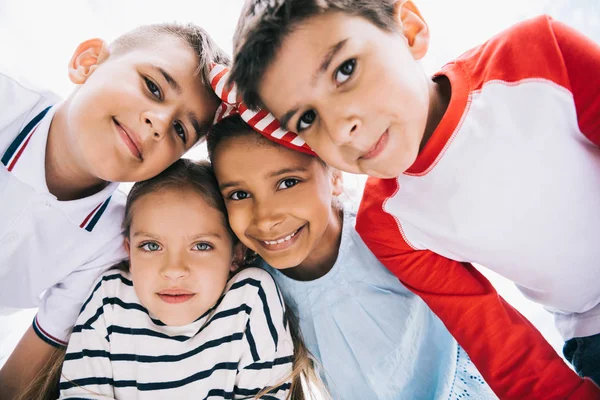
[
  {"xmin": 227, "ymin": 267, "xmax": 279, "ymax": 294},
  {"xmin": 225, "ymin": 267, "xmax": 283, "ymax": 308},
  {"xmin": 75, "ymin": 267, "xmax": 133, "ymax": 326},
  {"xmin": 450, "ymin": 15, "xmax": 571, "ymax": 91},
  {"xmin": 0, "ymin": 69, "xmax": 60, "ymax": 132},
  {"xmin": 83, "ymin": 267, "xmax": 133, "ymax": 308}
]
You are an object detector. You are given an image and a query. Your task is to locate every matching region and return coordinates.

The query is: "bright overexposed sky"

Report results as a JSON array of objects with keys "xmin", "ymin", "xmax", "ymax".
[{"xmin": 0, "ymin": 0, "xmax": 598, "ymax": 359}]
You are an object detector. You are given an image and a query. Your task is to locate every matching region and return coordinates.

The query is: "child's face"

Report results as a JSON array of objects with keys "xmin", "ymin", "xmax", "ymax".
[
  {"xmin": 257, "ymin": 8, "xmax": 432, "ymax": 178},
  {"xmin": 125, "ymin": 188, "xmax": 235, "ymax": 326},
  {"xmin": 68, "ymin": 35, "xmax": 218, "ymax": 183},
  {"xmin": 213, "ymin": 134, "xmax": 342, "ymax": 271}
]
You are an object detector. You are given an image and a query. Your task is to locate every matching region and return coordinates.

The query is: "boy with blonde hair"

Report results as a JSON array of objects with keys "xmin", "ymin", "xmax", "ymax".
[{"xmin": 0, "ymin": 23, "xmax": 228, "ymax": 397}]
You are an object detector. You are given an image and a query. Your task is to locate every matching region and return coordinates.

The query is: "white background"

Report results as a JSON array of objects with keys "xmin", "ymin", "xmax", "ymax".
[{"xmin": 0, "ymin": 0, "xmax": 598, "ymax": 367}]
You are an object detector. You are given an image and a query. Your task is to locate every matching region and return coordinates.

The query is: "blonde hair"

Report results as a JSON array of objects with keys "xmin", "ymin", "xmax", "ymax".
[
  {"xmin": 256, "ymin": 307, "xmax": 330, "ymax": 399},
  {"xmin": 15, "ymin": 346, "xmax": 65, "ymax": 400}
]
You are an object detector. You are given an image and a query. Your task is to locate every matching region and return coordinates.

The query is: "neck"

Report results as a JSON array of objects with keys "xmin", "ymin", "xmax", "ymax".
[
  {"xmin": 280, "ymin": 208, "xmax": 344, "ymax": 282},
  {"xmin": 45, "ymin": 102, "xmax": 108, "ymax": 201},
  {"xmin": 420, "ymin": 75, "xmax": 452, "ymax": 152}
]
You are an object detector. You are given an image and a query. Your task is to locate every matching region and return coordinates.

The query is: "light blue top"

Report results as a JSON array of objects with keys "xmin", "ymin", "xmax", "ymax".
[{"xmin": 261, "ymin": 212, "xmax": 496, "ymax": 400}]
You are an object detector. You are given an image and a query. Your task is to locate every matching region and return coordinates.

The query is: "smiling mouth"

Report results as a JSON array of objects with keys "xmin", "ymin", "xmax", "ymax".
[
  {"xmin": 256, "ymin": 225, "xmax": 305, "ymax": 251},
  {"xmin": 113, "ymin": 117, "xmax": 143, "ymax": 161}
]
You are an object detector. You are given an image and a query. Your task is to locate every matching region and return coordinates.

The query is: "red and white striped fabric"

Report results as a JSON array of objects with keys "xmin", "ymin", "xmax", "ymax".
[{"xmin": 209, "ymin": 63, "xmax": 316, "ymax": 156}]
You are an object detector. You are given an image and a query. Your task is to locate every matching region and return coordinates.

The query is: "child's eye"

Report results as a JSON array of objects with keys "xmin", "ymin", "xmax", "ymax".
[
  {"xmin": 144, "ymin": 77, "xmax": 162, "ymax": 99},
  {"xmin": 194, "ymin": 243, "xmax": 212, "ymax": 251},
  {"xmin": 230, "ymin": 191, "xmax": 250, "ymax": 201},
  {"xmin": 277, "ymin": 178, "xmax": 299, "ymax": 190},
  {"xmin": 335, "ymin": 59, "xmax": 356, "ymax": 85},
  {"xmin": 173, "ymin": 121, "xmax": 187, "ymax": 144},
  {"xmin": 140, "ymin": 242, "xmax": 161, "ymax": 252},
  {"xmin": 297, "ymin": 110, "xmax": 316, "ymax": 132}
]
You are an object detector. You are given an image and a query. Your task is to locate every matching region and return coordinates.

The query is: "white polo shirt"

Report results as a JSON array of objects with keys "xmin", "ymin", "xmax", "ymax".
[{"xmin": 0, "ymin": 71, "xmax": 126, "ymax": 347}]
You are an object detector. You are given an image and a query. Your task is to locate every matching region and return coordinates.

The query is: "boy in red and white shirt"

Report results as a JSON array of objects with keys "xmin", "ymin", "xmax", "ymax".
[
  {"xmin": 0, "ymin": 23, "xmax": 227, "ymax": 397},
  {"xmin": 227, "ymin": 0, "xmax": 600, "ymax": 399}
]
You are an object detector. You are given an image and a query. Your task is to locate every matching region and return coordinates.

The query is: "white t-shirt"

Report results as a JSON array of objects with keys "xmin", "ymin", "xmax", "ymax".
[
  {"xmin": 59, "ymin": 267, "xmax": 294, "ymax": 399},
  {"xmin": 0, "ymin": 71, "xmax": 126, "ymax": 346}
]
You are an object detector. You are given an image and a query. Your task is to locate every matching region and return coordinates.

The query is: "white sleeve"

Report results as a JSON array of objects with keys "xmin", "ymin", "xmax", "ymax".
[
  {"xmin": 34, "ymin": 236, "xmax": 127, "ymax": 347},
  {"xmin": 58, "ymin": 272, "xmax": 118, "ymax": 399},
  {"xmin": 234, "ymin": 268, "xmax": 294, "ymax": 399}
]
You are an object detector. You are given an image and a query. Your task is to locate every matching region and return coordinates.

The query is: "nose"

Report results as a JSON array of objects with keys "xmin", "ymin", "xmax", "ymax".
[
  {"xmin": 142, "ymin": 108, "xmax": 172, "ymax": 141},
  {"xmin": 326, "ymin": 113, "xmax": 361, "ymax": 146},
  {"xmin": 252, "ymin": 198, "xmax": 285, "ymax": 234},
  {"xmin": 160, "ymin": 256, "xmax": 190, "ymax": 281}
]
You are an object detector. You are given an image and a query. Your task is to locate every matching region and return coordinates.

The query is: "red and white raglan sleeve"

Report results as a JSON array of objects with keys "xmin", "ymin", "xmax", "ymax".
[
  {"xmin": 356, "ymin": 178, "xmax": 600, "ymax": 400},
  {"xmin": 549, "ymin": 17, "xmax": 600, "ymax": 146}
]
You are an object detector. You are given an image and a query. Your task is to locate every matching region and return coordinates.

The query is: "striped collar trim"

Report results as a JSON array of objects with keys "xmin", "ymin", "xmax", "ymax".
[
  {"xmin": 1, "ymin": 106, "xmax": 51, "ymax": 170},
  {"xmin": 3, "ymin": 104, "xmax": 118, "ymax": 233},
  {"xmin": 80, "ymin": 196, "xmax": 113, "ymax": 232}
]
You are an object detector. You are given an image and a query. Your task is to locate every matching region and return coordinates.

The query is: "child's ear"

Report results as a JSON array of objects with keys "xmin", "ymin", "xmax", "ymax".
[
  {"xmin": 393, "ymin": 0, "xmax": 430, "ymax": 60},
  {"xmin": 68, "ymin": 38, "xmax": 110, "ymax": 85},
  {"xmin": 230, "ymin": 242, "xmax": 246, "ymax": 273},
  {"xmin": 331, "ymin": 169, "xmax": 344, "ymax": 196},
  {"xmin": 123, "ymin": 237, "xmax": 131, "ymax": 254}
]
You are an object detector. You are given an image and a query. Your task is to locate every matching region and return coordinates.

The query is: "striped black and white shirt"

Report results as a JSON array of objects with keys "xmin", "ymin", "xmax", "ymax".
[{"xmin": 59, "ymin": 267, "xmax": 294, "ymax": 399}]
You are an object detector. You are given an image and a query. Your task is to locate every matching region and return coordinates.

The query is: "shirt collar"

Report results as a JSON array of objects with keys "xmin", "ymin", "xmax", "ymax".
[{"xmin": 5, "ymin": 103, "xmax": 119, "ymax": 231}]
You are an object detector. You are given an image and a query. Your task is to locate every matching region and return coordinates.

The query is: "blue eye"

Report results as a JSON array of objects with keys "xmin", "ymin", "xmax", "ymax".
[
  {"xmin": 144, "ymin": 77, "xmax": 162, "ymax": 99},
  {"xmin": 277, "ymin": 178, "xmax": 299, "ymax": 190},
  {"xmin": 140, "ymin": 242, "xmax": 161, "ymax": 252},
  {"xmin": 194, "ymin": 243, "xmax": 212, "ymax": 251},
  {"xmin": 335, "ymin": 59, "xmax": 356, "ymax": 85},
  {"xmin": 173, "ymin": 121, "xmax": 187, "ymax": 144},
  {"xmin": 297, "ymin": 110, "xmax": 316, "ymax": 132},
  {"xmin": 230, "ymin": 191, "xmax": 250, "ymax": 201}
]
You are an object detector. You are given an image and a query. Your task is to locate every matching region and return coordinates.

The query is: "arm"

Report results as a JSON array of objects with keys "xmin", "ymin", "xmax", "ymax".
[
  {"xmin": 235, "ymin": 269, "xmax": 294, "ymax": 400},
  {"xmin": 0, "ymin": 240, "xmax": 126, "ymax": 398},
  {"xmin": 356, "ymin": 180, "xmax": 600, "ymax": 400},
  {"xmin": 0, "ymin": 327, "xmax": 58, "ymax": 400},
  {"xmin": 550, "ymin": 17, "xmax": 600, "ymax": 146}
]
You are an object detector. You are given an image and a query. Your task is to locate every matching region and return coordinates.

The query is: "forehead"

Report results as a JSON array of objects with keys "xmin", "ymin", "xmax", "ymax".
[
  {"xmin": 214, "ymin": 135, "xmax": 321, "ymax": 178},
  {"xmin": 258, "ymin": 11, "xmax": 387, "ymax": 114},
  {"xmin": 132, "ymin": 188, "xmax": 224, "ymax": 229},
  {"xmin": 117, "ymin": 37, "xmax": 201, "ymax": 86}
]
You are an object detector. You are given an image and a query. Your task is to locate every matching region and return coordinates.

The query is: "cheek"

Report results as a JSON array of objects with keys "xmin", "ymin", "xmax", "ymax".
[{"xmin": 226, "ymin": 207, "xmax": 250, "ymax": 241}]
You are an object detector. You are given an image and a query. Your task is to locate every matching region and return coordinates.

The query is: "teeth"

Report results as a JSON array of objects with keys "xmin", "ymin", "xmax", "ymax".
[{"xmin": 263, "ymin": 229, "xmax": 299, "ymax": 245}]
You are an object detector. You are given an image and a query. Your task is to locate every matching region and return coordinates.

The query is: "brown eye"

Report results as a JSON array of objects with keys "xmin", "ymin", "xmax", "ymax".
[
  {"xmin": 335, "ymin": 59, "xmax": 356, "ymax": 85},
  {"xmin": 297, "ymin": 110, "xmax": 316, "ymax": 132},
  {"xmin": 173, "ymin": 121, "xmax": 187, "ymax": 144},
  {"xmin": 144, "ymin": 77, "xmax": 162, "ymax": 99}
]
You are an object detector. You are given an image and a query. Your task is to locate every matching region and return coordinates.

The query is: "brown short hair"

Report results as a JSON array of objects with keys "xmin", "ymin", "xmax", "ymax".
[{"xmin": 231, "ymin": 0, "xmax": 398, "ymax": 109}]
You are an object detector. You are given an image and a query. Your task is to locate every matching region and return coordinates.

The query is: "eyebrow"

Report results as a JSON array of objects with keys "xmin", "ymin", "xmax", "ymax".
[
  {"xmin": 132, "ymin": 231, "xmax": 224, "ymax": 241},
  {"xmin": 279, "ymin": 39, "xmax": 348, "ymax": 131},
  {"xmin": 219, "ymin": 166, "xmax": 309, "ymax": 191},
  {"xmin": 190, "ymin": 232, "xmax": 223, "ymax": 241},
  {"xmin": 132, "ymin": 231, "xmax": 161, "ymax": 239},
  {"xmin": 153, "ymin": 65, "xmax": 182, "ymax": 94},
  {"xmin": 268, "ymin": 166, "xmax": 308, "ymax": 178}
]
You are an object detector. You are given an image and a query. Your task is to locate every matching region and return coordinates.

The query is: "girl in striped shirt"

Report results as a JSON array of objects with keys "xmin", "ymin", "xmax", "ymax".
[{"xmin": 22, "ymin": 159, "xmax": 323, "ymax": 400}]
